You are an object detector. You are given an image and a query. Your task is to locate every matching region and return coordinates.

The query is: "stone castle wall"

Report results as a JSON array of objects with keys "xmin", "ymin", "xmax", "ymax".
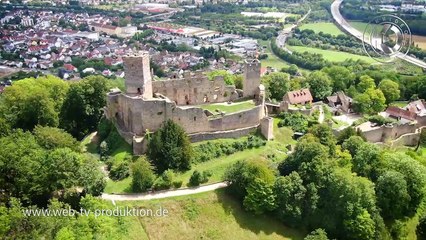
[
  {"xmin": 105, "ymin": 52, "xmax": 268, "ymax": 154},
  {"xmin": 359, "ymin": 123, "xmax": 418, "ymax": 143},
  {"xmin": 152, "ymin": 75, "xmax": 238, "ymax": 105},
  {"xmin": 107, "ymin": 91, "xmax": 265, "ymax": 136}
]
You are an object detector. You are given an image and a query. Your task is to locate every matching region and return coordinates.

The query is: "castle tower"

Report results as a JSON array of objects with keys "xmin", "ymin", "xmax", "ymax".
[
  {"xmin": 123, "ymin": 52, "xmax": 152, "ymax": 99},
  {"xmin": 243, "ymin": 59, "xmax": 261, "ymax": 97}
]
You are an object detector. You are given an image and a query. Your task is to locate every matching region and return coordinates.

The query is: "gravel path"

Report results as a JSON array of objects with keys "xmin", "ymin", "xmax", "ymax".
[{"xmin": 101, "ymin": 182, "xmax": 229, "ymax": 201}]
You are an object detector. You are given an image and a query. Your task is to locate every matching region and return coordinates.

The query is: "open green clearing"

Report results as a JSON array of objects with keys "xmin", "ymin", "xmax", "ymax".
[
  {"xmin": 200, "ymin": 100, "xmax": 256, "ymax": 114},
  {"xmin": 287, "ymin": 45, "xmax": 376, "ymax": 63},
  {"xmin": 259, "ymin": 40, "xmax": 290, "ymax": 70},
  {"xmin": 299, "ymin": 22, "xmax": 344, "ymax": 36},
  {"xmin": 120, "ymin": 189, "xmax": 305, "ymax": 240},
  {"xmin": 103, "ymin": 121, "xmax": 295, "ymax": 194}
]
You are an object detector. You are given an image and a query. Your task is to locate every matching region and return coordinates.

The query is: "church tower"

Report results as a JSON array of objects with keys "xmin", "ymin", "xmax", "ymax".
[
  {"xmin": 123, "ymin": 52, "xmax": 153, "ymax": 99},
  {"xmin": 243, "ymin": 59, "xmax": 261, "ymax": 97}
]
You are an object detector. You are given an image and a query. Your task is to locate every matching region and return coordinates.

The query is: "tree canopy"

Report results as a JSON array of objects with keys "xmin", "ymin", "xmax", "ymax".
[{"xmin": 147, "ymin": 120, "xmax": 193, "ymax": 173}]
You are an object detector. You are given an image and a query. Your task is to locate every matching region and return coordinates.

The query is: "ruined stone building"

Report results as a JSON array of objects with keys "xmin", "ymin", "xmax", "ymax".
[{"xmin": 105, "ymin": 51, "xmax": 273, "ymax": 154}]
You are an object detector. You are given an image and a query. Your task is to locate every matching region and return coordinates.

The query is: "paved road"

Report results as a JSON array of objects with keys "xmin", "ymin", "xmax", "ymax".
[
  {"xmin": 331, "ymin": 0, "xmax": 426, "ymax": 69},
  {"xmin": 276, "ymin": 8, "xmax": 312, "ymax": 53},
  {"xmin": 102, "ymin": 182, "xmax": 229, "ymax": 201}
]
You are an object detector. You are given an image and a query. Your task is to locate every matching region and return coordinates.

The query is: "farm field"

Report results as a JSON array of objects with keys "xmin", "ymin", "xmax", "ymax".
[
  {"xmin": 299, "ymin": 22, "xmax": 344, "ymax": 36},
  {"xmin": 286, "ymin": 45, "xmax": 376, "ymax": 63}
]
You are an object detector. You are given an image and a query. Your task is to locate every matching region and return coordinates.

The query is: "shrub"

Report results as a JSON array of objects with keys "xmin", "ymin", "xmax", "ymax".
[
  {"xmin": 109, "ymin": 160, "xmax": 130, "ymax": 181},
  {"xmin": 97, "ymin": 117, "xmax": 112, "ymax": 141},
  {"xmin": 99, "ymin": 141, "xmax": 109, "ymax": 161},
  {"xmin": 189, "ymin": 170, "xmax": 211, "ymax": 187},
  {"xmin": 152, "ymin": 169, "xmax": 175, "ymax": 190},
  {"xmin": 105, "ymin": 127, "xmax": 124, "ymax": 154},
  {"xmin": 277, "ymin": 112, "xmax": 310, "ymax": 133},
  {"xmin": 193, "ymin": 136, "xmax": 266, "ymax": 163},
  {"xmin": 131, "ymin": 157, "xmax": 155, "ymax": 192},
  {"xmin": 172, "ymin": 180, "xmax": 183, "ymax": 189},
  {"xmin": 368, "ymin": 115, "xmax": 394, "ymax": 126}
]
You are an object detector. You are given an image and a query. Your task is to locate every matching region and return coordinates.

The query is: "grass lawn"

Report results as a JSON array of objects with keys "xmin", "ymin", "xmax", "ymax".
[
  {"xmin": 299, "ymin": 22, "xmax": 344, "ymax": 36},
  {"xmin": 104, "ymin": 177, "xmax": 132, "ymax": 193},
  {"xmin": 259, "ymin": 40, "xmax": 290, "ymax": 70},
  {"xmin": 81, "ymin": 132, "xmax": 99, "ymax": 154},
  {"xmin": 200, "ymin": 100, "xmax": 256, "ymax": 114},
  {"xmin": 287, "ymin": 45, "xmax": 376, "ymax": 63},
  {"xmin": 120, "ymin": 189, "xmax": 305, "ymax": 240},
  {"xmin": 390, "ymin": 101, "xmax": 409, "ymax": 108}
]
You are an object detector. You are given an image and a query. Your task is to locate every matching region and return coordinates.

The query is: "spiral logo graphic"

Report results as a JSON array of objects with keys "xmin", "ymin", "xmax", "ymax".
[{"xmin": 362, "ymin": 14, "xmax": 412, "ymax": 63}]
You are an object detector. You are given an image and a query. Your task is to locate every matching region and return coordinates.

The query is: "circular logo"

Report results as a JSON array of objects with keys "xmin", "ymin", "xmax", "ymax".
[{"xmin": 362, "ymin": 14, "xmax": 412, "ymax": 63}]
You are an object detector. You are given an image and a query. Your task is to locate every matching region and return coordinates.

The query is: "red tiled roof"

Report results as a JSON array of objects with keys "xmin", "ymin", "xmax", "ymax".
[
  {"xmin": 284, "ymin": 88, "xmax": 313, "ymax": 104},
  {"xmin": 63, "ymin": 63, "xmax": 76, "ymax": 71},
  {"xmin": 386, "ymin": 106, "xmax": 417, "ymax": 121}
]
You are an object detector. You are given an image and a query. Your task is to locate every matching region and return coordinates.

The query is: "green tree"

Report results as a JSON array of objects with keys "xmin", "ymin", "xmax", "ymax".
[
  {"xmin": 306, "ymin": 71, "xmax": 332, "ymax": 100},
  {"xmin": 343, "ymin": 209, "xmax": 376, "ymax": 240},
  {"xmin": 376, "ymin": 171, "xmax": 410, "ymax": 220},
  {"xmin": 322, "ymin": 66, "xmax": 355, "ymax": 92},
  {"xmin": 353, "ymin": 88, "xmax": 386, "ymax": 114},
  {"xmin": 385, "ymin": 152, "xmax": 426, "ymax": 217},
  {"xmin": 45, "ymin": 148, "xmax": 83, "ymax": 192},
  {"xmin": 147, "ymin": 120, "xmax": 193, "ymax": 173},
  {"xmin": 261, "ymin": 72, "xmax": 290, "ymax": 100},
  {"xmin": 0, "ymin": 130, "xmax": 47, "ymax": 203},
  {"xmin": 0, "ymin": 75, "xmax": 68, "ymax": 130},
  {"xmin": 60, "ymin": 75, "xmax": 109, "ymax": 139},
  {"xmin": 342, "ymin": 136, "xmax": 365, "ymax": 157},
  {"xmin": 417, "ymin": 216, "xmax": 426, "ymax": 239},
  {"xmin": 274, "ymin": 172, "xmax": 308, "ymax": 225},
  {"xmin": 33, "ymin": 126, "xmax": 80, "ymax": 152},
  {"xmin": 323, "ymin": 169, "xmax": 379, "ymax": 240},
  {"xmin": 337, "ymin": 127, "xmax": 361, "ymax": 145},
  {"xmin": 378, "ymin": 79, "xmax": 400, "ymax": 104},
  {"xmin": 131, "ymin": 157, "xmax": 155, "ymax": 192},
  {"xmin": 352, "ymin": 143, "xmax": 383, "ymax": 180},
  {"xmin": 357, "ymin": 75, "xmax": 376, "ymax": 93},
  {"xmin": 207, "ymin": 70, "xmax": 236, "ymax": 85},
  {"xmin": 308, "ymin": 124, "xmax": 337, "ymax": 156},
  {"xmin": 224, "ymin": 159, "xmax": 275, "ymax": 199},
  {"xmin": 77, "ymin": 157, "xmax": 106, "ymax": 196},
  {"xmin": 243, "ymin": 178, "xmax": 276, "ymax": 215},
  {"xmin": 55, "ymin": 227, "xmax": 75, "ymax": 240},
  {"xmin": 0, "ymin": 118, "xmax": 11, "ymax": 137},
  {"xmin": 304, "ymin": 229, "xmax": 329, "ymax": 240},
  {"xmin": 278, "ymin": 140, "xmax": 330, "ymax": 185},
  {"xmin": 282, "ymin": 64, "xmax": 299, "ymax": 76}
]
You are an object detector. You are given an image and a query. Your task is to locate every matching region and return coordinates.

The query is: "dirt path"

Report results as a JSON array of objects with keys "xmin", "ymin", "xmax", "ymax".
[{"xmin": 101, "ymin": 182, "xmax": 229, "ymax": 201}]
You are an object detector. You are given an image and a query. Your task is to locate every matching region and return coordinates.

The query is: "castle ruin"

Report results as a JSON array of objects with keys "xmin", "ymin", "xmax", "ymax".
[{"xmin": 105, "ymin": 51, "xmax": 273, "ymax": 154}]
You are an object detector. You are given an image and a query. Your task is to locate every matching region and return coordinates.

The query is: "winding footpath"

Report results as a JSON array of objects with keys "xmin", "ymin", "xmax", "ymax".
[
  {"xmin": 331, "ymin": 0, "xmax": 426, "ymax": 69},
  {"xmin": 101, "ymin": 182, "xmax": 229, "ymax": 201}
]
